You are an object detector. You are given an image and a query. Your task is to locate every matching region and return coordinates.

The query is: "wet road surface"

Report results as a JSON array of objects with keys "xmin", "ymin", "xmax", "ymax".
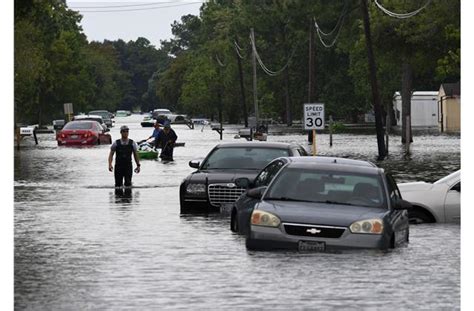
[{"xmin": 14, "ymin": 115, "xmax": 460, "ymax": 310}]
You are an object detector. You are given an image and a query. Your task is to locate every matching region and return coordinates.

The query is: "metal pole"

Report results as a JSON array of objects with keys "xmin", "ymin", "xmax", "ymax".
[
  {"xmin": 329, "ymin": 115, "xmax": 333, "ymax": 147},
  {"xmin": 312, "ymin": 129, "xmax": 316, "ymax": 156},
  {"xmin": 308, "ymin": 19, "xmax": 314, "ymax": 103},
  {"xmin": 385, "ymin": 114, "xmax": 389, "ymax": 155},
  {"xmin": 405, "ymin": 115, "xmax": 410, "ymax": 154},
  {"xmin": 251, "ymin": 28, "xmax": 259, "ymax": 128}
]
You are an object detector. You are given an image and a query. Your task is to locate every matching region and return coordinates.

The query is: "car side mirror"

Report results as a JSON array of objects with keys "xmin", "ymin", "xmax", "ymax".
[
  {"xmin": 394, "ymin": 198, "xmax": 412, "ymax": 210},
  {"xmin": 189, "ymin": 160, "xmax": 200, "ymax": 169},
  {"xmin": 247, "ymin": 186, "xmax": 267, "ymax": 199},
  {"xmin": 234, "ymin": 177, "xmax": 252, "ymax": 189},
  {"xmin": 105, "ymin": 128, "xmax": 110, "ymax": 132}
]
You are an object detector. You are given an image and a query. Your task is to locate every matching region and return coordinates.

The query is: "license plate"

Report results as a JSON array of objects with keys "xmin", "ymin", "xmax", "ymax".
[
  {"xmin": 298, "ymin": 241, "xmax": 326, "ymax": 252},
  {"xmin": 70, "ymin": 135, "xmax": 78, "ymax": 139}
]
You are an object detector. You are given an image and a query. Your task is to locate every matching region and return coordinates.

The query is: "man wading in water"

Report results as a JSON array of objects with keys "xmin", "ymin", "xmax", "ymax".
[{"xmin": 108, "ymin": 125, "xmax": 141, "ymax": 195}]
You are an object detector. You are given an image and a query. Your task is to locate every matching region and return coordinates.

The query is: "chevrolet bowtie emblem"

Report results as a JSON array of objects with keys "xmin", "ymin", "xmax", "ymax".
[{"xmin": 306, "ymin": 228, "xmax": 321, "ymax": 234}]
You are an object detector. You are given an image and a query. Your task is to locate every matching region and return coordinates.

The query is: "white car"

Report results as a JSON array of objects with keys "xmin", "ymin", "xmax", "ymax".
[{"xmin": 398, "ymin": 170, "xmax": 460, "ymax": 224}]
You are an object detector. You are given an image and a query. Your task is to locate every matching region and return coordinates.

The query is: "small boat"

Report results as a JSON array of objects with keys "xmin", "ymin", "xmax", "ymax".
[{"xmin": 137, "ymin": 141, "xmax": 158, "ymax": 160}]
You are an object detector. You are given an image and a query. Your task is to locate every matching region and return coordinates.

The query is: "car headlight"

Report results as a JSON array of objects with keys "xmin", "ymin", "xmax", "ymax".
[
  {"xmin": 186, "ymin": 183, "xmax": 206, "ymax": 194},
  {"xmin": 350, "ymin": 219, "xmax": 384, "ymax": 234},
  {"xmin": 251, "ymin": 210, "xmax": 281, "ymax": 227}
]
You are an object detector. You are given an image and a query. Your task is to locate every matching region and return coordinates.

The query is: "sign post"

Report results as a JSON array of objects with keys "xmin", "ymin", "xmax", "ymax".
[
  {"xmin": 304, "ymin": 103, "xmax": 325, "ymax": 156},
  {"xmin": 64, "ymin": 103, "xmax": 74, "ymax": 122}
]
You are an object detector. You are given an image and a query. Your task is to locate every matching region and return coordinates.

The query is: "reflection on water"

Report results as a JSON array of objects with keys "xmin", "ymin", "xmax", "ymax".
[{"xmin": 14, "ymin": 117, "xmax": 460, "ymax": 310}]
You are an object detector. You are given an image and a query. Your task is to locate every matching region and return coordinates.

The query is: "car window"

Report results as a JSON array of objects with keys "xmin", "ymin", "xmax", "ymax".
[
  {"xmin": 63, "ymin": 122, "xmax": 93, "ymax": 130},
  {"xmin": 201, "ymin": 147, "xmax": 289, "ymax": 170},
  {"xmin": 255, "ymin": 160, "xmax": 285, "ymax": 187},
  {"xmin": 298, "ymin": 147, "xmax": 308, "ymax": 156},
  {"xmin": 386, "ymin": 174, "xmax": 401, "ymax": 206},
  {"xmin": 450, "ymin": 182, "xmax": 461, "ymax": 192},
  {"xmin": 265, "ymin": 167, "xmax": 386, "ymax": 208}
]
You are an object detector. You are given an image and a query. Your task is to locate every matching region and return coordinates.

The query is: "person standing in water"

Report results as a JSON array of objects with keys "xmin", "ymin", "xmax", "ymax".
[
  {"xmin": 156, "ymin": 121, "xmax": 178, "ymax": 161},
  {"xmin": 108, "ymin": 125, "xmax": 140, "ymax": 194}
]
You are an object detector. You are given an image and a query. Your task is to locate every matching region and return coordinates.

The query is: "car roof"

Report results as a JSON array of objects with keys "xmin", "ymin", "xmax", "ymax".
[
  {"xmin": 286, "ymin": 156, "xmax": 377, "ymax": 167},
  {"xmin": 74, "ymin": 114, "xmax": 103, "ymax": 120},
  {"xmin": 286, "ymin": 160, "xmax": 383, "ymax": 175},
  {"xmin": 215, "ymin": 141, "xmax": 294, "ymax": 149}
]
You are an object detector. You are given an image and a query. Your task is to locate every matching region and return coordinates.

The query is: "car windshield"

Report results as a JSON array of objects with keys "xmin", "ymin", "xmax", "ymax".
[
  {"xmin": 89, "ymin": 111, "xmax": 110, "ymax": 119},
  {"xmin": 63, "ymin": 122, "xmax": 94, "ymax": 130},
  {"xmin": 265, "ymin": 167, "xmax": 386, "ymax": 208},
  {"xmin": 201, "ymin": 147, "xmax": 289, "ymax": 170}
]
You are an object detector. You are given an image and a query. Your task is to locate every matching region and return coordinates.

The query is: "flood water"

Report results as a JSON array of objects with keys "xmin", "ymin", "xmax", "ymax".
[{"xmin": 14, "ymin": 115, "xmax": 460, "ymax": 310}]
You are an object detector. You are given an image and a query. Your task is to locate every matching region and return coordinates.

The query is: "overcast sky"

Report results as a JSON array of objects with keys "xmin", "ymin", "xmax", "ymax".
[{"xmin": 67, "ymin": 1, "xmax": 205, "ymax": 48}]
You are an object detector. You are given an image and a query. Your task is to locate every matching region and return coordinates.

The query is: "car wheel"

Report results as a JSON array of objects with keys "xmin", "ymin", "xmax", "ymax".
[
  {"xmin": 409, "ymin": 209, "xmax": 434, "ymax": 224},
  {"xmin": 230, "ymin": 209, "xmax": 239, "ymax": 232},
  {"xmin": 245, "ymin": 238, "xmax": 258, "ymax": 250}
]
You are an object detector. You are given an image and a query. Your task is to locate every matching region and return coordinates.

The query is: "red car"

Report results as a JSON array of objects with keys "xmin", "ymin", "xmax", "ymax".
[{"xmin": 57, "ymin": 120, "xmax": 112, "ymax": 146}]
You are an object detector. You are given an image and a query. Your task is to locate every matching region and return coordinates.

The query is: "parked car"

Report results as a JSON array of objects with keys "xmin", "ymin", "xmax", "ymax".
[
  {"xmin": 397, "ymin": 170, "xmax": 460, "ymax": 224},
  {"xmin": 242, "ymin": 157, "xmax": 411, "ymax": 251},
  {"xmin": 141, "ymin": 114, "xmax": 155, "ymax": 127},
  {"xmin": 231, "ymin": 156, "xmax": 377, "ymax": 235},
  {"xmin": 180, "ymin": 142, "xmax": 308, "ymax": 214},
  {"xmin": 52, "ymin": 119, "xmax": 65, "ymax": 130},
  {"xmin": 115, "ymin": 110, "xmax": 131, "ymax": 117},
  {"xmin": 89, "ymin": 110, "xmax": 114, "ymax": 128},
  {"xmin": 72, "ymin": 114, "xmax": 108, "ymax": 131},
  {"xmin": 57, "ymin": 120, "xmax": 112, "ymax": 146}
]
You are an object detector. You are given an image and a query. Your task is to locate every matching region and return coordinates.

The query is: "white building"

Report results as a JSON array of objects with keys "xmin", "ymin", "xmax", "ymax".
[{"xmin": 393, "ymin": 91, "xmax": 439, "ymax": 127}]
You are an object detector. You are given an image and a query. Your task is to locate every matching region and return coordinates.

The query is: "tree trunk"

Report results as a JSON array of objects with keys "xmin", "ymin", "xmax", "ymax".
[
  {"xmin": 360, "ymin": 0, "xmax": 386, "ymax": 160},
  {"xmin": 401, "ymin": 62, "xmax": 413, "ymax": 143}
]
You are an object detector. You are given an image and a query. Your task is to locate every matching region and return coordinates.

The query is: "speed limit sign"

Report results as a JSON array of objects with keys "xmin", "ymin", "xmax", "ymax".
[{"xmin": 304, "ymin": 103, "xmax": 325, "ymax": 130}]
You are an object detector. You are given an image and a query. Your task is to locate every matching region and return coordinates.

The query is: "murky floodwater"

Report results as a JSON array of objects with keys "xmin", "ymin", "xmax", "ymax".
[{"xmin": 14, "ymin": 115, "xmax": 460, "ymax": 310}]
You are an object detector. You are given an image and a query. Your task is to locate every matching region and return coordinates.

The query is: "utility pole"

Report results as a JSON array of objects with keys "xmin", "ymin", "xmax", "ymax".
[
  {"xmin": 235, "ymin": 38, "xmax": 248, "ymax": 127},
  {"xmin": 360, "ymin": 0, "xmax": 386, "ymax": 160},
  {"xmin": 308, "ymin": 19, "xmax": 315, "ymax": 103},
  {"xmin": 251, "ymin": 28, "xmax": 259, "ymax": 128}
]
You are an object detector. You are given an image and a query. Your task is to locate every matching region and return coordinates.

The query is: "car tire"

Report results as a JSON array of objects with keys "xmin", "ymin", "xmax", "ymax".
[
  {"xmin": 409, "ymin": 209, "xmax": 434, "ymax": 224},
  {"xmin": 245, "ymin": 238, "xmax": 258, "ymax": 250}
]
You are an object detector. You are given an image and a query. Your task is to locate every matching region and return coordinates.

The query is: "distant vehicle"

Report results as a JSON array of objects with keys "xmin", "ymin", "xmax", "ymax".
[
  {"xmin": 52, "ymin": 119, "xmax": 65, "ymax": 130},
  {"xmin": 116, "ymin": 110, "xmax": 131, "ymax": 117},
  {"xmin": 231, "ymin": 156, "xmax": 377, "ymax": 236},
  {"xmin": 398, "ymin": 170, "xmax": 460, "ymax": 224},
  {"xmin": 141, "ymin": 115, "xmax": 155, "ymax": 127},
  {"xmin": 57, "ymin": 120, "xmax": 112, "ymax": 146},
  {"xmin": 152, "ymin": 108, "xmax": 188, "ymax": 124},
  {"xmin": 179, "ymin": 142, "xmax": 308, "ymax": 214},
  {"xmin": 242, "ymin": 157, "xmax": 411, "ymax": 251},
  {"xmin": 72, "ymin": 115, "xmax": 108, "ymax": 131},
  {"xmin": 89, "ymin": 110, "xmax": 113, "ymax": 128}
]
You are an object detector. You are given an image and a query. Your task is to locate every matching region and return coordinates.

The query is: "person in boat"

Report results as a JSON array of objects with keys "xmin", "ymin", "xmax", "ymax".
[
  {"xmin": 108, "ymin": 125, "xmax": 140, "ymax": 195},
  {"xmin": 148, "ymin": 121, "xmax": 163, "ymax": 149},
  {"xmin": 156, "ymin": 121, "xmax": 178, "ymax": 161}
]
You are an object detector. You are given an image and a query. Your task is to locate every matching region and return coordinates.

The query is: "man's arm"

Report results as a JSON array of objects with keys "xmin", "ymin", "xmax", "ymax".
[
  {"xmin": 108, "ymin": 149, "xmax": 115, "ymax": 172},
  {"xmin": 132, "ymin": 143, "xmax": 141, "ymax": 173}
]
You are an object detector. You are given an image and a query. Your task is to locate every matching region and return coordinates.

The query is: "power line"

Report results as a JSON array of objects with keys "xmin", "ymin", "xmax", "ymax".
[
  {"xmin": 250, "ymin": 33, "xmax": 297, "ymax": 76},
  {"xmin": 69, "ymin": 1, "xmax": 195, "ymax": 9},
  {"xmin": 374, "ymin": 0, "xmax": 432, "ymax": 19},
  {"xmin": 75, "ymin": 2, "xmax": 203, "ymax": 13},
  {"xmin": 234, "ymin": 41, "xmax": 244, "ymax": 59},
  {"xmin": 313, "ymin": 1, "xmax": 348, "ymax": 48},
  {"xmin": 215, "ymin": 54, "xmax": 226, "ymax": 67}
]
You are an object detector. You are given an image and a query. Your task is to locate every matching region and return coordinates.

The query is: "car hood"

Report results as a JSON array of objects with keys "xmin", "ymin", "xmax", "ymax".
[
  {"xmin": 258, "ymin": 200, "xmax": 387, "ymax": 227},
  {"xmin": 189, "ymin": 169, "xmax": 260, "ymax": 184},
  {"xmin": 397, "ymin": 182, "xmax": 433, "ymax": 192}
]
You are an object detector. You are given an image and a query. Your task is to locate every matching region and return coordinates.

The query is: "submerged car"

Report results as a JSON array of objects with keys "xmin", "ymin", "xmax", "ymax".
[
  {"xmin": 231, "ymin": 157, "xmax": 377, "ymax": 235},
  {"xmin": 179, "ymin": 142, "xmax": 308, "ymax": 214},
  {"xmin": 57, "ymin": 120, "xmax": 112, "ymax": 146},
  {"xmin": 398, "ymin": 170, "xmax": 460, "ymax": 224},
  {"xmin": 89, "ymin": 110, "xmax": 114, "ymax": 128},
  {"xmin": 242, "ymin": 158, "xmax": 411, "ymax": 251}
]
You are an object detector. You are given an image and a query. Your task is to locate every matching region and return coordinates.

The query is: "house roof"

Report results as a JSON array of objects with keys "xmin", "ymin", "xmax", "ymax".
[{"xmin": 441, "ymin": 81, "xmax": 460, "ymax": 96}]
